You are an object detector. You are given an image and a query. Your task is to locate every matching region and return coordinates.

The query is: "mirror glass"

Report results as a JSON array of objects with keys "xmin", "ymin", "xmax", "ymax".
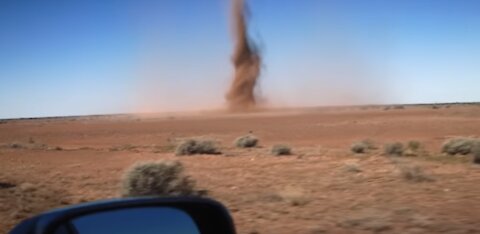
[{"xmin": 54, "ymin": 207, "xmax": 200, "ymax": 234}]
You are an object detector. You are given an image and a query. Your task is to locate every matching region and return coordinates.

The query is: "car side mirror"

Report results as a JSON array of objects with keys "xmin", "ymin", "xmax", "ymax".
[{"xmin": 10, "ymin": 197, "xmax": 236, "ymax": 234}]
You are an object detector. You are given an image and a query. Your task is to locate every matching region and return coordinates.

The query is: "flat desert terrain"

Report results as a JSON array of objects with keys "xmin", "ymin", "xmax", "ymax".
[{"xmin": 1, "ymin": 105, "xmax": 480, "ymax": 233}]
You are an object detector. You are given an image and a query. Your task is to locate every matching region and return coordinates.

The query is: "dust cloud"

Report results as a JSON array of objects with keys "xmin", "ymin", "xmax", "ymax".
[
  {"xmin": 225, "ymin": 0, "xmax": 262, "ymax": 111},
  {"xmin": 132, "ymin": 1, "xmax": 393, "ymax": 115}
]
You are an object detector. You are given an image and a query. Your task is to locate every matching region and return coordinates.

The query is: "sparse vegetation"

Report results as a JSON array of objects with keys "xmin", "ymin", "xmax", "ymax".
[
  {"xmin": 351, "ymin": 139, "xmax": 377, "ymax": 154},
  {"xmin": 404, "ymin": 140, "xmax": 422, "ymax": 156},
  {"xmin": 384, "ymin": 142, "xmax": 404, "ymax": 156},
  {"xmin": 175, "ymin": 139, "xmax": 221, "ymax": 156},
  {"xmin": 271, "ymin": 144, "xmax": 292, "ymax": 156},
  {"xmin": 398, "ymin": 165, "xmax": 434, "ymax": 182},
  {"xmin": 121, "ymin": 160, "xmax": 205, "ymax": 197},
  {"xmin": 235, "ymin": 134, "xmax": 258, "ymax": 148},
  {"xmin": 109, "ymin": 144, "xmax": 138, "ymax": 152},
  {"xmin": 153, "ymin": 144, "xmax": 176, "ymax": 154},
  {"xmin": 351, "ymin": 142, "xmax": 367, "ymax": 154},
  {"xmin": 393, "ymin": 105, "xmax": 405, "ymax": 109},
  {"xmin": 473, "ymin": 144, "xmax": 480, "ymax": 164},
  {"xmin": 407, "ymin": 141, "xmax": 421, "ymax": 151},
  {"xmin": 441, "ymin": 137, "xmax": 480, "ymax": 155},
  {"xmin": 1, "ymin": 141, "xmax": 49, "ymax": 150}
]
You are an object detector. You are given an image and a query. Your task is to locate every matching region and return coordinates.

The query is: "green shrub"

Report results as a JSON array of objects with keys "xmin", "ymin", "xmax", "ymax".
[
  {"xmin": 384, "ymin": 142, "xmax": 404, "ymax": 156},
  {"xmin": 441, "ymin": 137, "xmax": 478, "ymax": 155},
  {"xmin": 175, "ymin": 139, "xmax": 220, "ymax": 156},
  {"xmin": 271, "ymin": 145, "xmax": 292, "ymax": 156},
  {"xmin": 121, "ymin": 160, "xmax": 205, "ymax": 197},
  {"xmin": 235, "ymin": 134, "xmax": 258, "ymax": 148}
]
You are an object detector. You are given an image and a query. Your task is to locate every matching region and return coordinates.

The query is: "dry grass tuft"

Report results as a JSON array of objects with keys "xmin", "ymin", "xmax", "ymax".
[
  {"xmin": 404, "ymin": 140, "xmax": 422, "ymax": 156},
  {"xmin": 351, "ymin": 139, "xmax": 377, "ymax": 154},
  {"xmin": 384, "ymin": 142, "xmax": 404, "ymax": 156},
  {"xmin": 121, "ymin": 160, "xmax": 206, "ymax": 197},
  {"xmin": 407, "ymin": 141, "xmax": 421, "ymax": 151},
  {"xmin": 175, "ymin": 139, "xmax": 221, "ymax": 156},
  {"xmin": 441, "ymin": 137, "xmax": 479, "ymax": 155},
  {"xmin": 351, "ymin": 142, "xmax": 367, "ymax": 154},
  {"xmin": 473, "ymin": 144, "xmax": 480, "ymax": 164},
  {"xmin": 271, "ymin": 144, "xmax": 292, "ymax": 156},
  {"xmin": 398, "ymin": 164, "xmax": 434, "ymax": 182},
  {"xmin": 235, "ymin": 134, "xmax": 258, "ymax": 148}
]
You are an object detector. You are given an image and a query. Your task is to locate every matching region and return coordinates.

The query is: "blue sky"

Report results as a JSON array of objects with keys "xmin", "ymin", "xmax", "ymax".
[{"xmin": 0, "ymin": 0, "xmax": 479, "ymax": 118}]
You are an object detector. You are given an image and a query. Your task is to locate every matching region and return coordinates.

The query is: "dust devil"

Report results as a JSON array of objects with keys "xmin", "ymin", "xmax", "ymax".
[{"xmin": 226, "ymin": 0, "xmax": 262, "ymax": 111}]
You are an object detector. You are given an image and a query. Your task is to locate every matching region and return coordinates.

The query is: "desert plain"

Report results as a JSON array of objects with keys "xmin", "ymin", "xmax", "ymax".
[{"xmin": 1, "ymin": 104, "xmax": 480, "ymax": 233}]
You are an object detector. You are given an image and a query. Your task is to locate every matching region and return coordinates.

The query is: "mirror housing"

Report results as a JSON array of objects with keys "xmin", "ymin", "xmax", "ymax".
[{"xmin": 10, "ymin": 197, "xmax": 236, "ymax": 234}]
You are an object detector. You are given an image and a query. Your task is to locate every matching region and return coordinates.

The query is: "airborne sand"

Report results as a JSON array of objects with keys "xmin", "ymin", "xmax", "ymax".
[{"xmin": 226, "ymin": 0, "xmax": 261, "ymax": 111}]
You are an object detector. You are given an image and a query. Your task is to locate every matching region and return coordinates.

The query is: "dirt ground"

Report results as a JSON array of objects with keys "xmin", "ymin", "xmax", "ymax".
[{"xmin": 1, "ymin": 104, "xmax": 480, "ymax": 234}]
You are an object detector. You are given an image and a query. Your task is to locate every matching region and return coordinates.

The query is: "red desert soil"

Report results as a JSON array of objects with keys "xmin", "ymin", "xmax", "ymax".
[{"xmin": 1, "ymin": 105, "xmax": 480, "ymax": 233}]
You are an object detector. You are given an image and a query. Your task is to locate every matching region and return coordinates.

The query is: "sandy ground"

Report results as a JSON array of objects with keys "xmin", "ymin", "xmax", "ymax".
[{"xmin": 1, "ymin": 104, "xmax": 480, "ymax": 233}]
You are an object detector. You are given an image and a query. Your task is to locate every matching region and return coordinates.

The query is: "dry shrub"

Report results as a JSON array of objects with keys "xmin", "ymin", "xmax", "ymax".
[
  {"xmin": 407, "ymin": 141, "xmax": 421, "ymax": 151},
  {"xmin": 442, "ymin": 137, "xmax": 479, "ymax": 155},
  {"xmin": 398, "ymin": 165, "xmax": 434, "ymax": 182},
  {"xmin": 473, "ymin": 144, "xmax": 480, "ymax": 164},
  {"xmin": 175, "ymin": 139, "xmax": 220, "ymax": 156},
  {"xmin": 271, "ymin": 144, "xmax": 292, "ymax": 156},
  {"xmin": 235, "ymin": 134, "xmax": 258, "ymax": 148},
  {"xmin": 384, "ymin": 142, "xmax": 404, "ymax": 156},
  {"xmin": 351, "ymin": 139, "xmax": 376, "ymax": 154},
  {"xmin": 404, "ymin": 140, "xmax": 422, "ymax": 156},
  {"xmin": 121, "ymin": 160, "xmax": 205, "ymax": 197},
  {"xmin": 351, "ymin": 142, "xmax": 367, "ymax": 154}
]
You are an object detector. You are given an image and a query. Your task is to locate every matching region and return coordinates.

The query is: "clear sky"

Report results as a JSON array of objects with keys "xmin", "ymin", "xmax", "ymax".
[{"xmin": 1, "ymin": 0, "xmax": 479, "ymax": 119}]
